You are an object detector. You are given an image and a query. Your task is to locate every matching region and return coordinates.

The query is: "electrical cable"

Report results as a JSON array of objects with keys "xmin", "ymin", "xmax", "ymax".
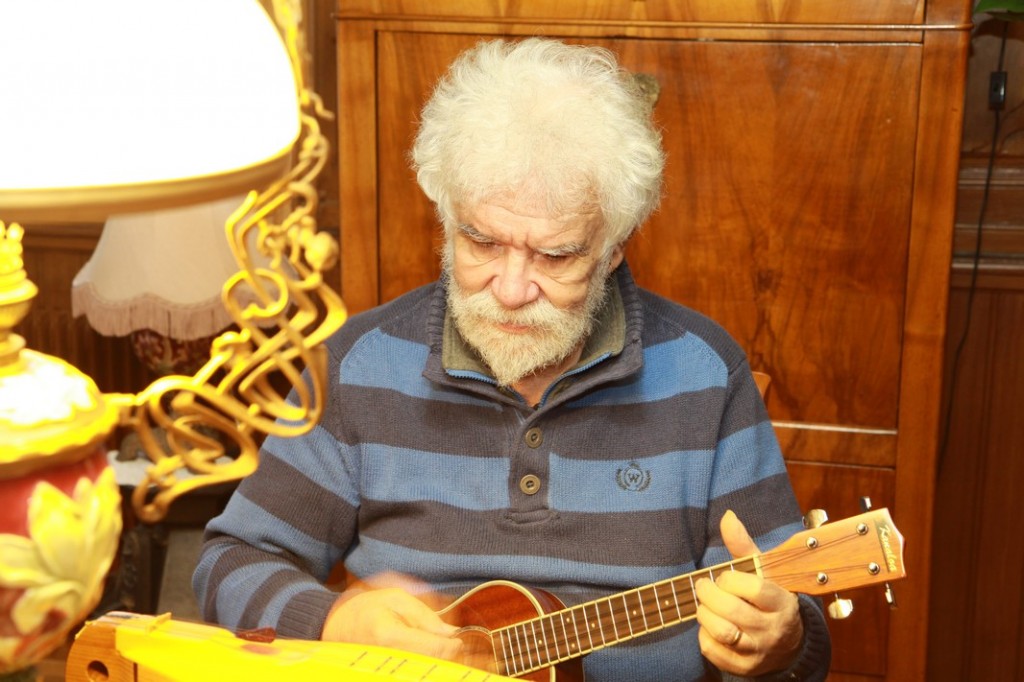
[{"xmin": 938, "ymin": 20, "xmax": 1010, "ymax": 473}]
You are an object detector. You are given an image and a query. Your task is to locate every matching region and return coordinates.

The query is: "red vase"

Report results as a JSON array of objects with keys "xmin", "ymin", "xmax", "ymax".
[{"xmin": 0, "ymin": 351, "xmax": 122, "ymax": 676}]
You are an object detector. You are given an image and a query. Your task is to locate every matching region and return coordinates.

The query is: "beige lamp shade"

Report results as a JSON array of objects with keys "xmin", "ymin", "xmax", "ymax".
[
  {"xmin": 71, "ymin": 196, "xmax": 259, "ymax": 340},
  {"xmin": 0, "ymin": 1, "xmax": 300, "ymax": 222}
]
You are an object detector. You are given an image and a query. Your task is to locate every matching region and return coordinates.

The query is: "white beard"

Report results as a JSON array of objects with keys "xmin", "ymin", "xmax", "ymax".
[{"xmin": 445, "ymin": 257, "xmax": 612, "ymax": 388}]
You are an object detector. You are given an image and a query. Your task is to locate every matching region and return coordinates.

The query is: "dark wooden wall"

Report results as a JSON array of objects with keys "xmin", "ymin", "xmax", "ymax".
[{"xmin": 928, "ymin": 14, "xmax": 1024, "ymax": 682}]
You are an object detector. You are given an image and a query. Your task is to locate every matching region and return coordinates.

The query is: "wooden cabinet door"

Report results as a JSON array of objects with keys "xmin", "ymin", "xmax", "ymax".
[{"xmin": 337, "ymin": 6, "xmax": 971, "ymax": 678}]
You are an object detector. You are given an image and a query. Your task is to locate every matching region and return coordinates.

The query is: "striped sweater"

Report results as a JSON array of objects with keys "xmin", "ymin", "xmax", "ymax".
[{"xmin": 193, "ymin": 264, "xmax": 830, "ymax": 681}]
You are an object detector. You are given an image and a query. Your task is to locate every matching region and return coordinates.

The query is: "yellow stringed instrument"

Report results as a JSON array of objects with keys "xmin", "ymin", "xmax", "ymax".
[
  {"xmin": 65, "ymin": 611, "xmax": 518, "ymax": 682},
  {"xmin": 67, "ymin": 508, "xmax": 904, "ymax": 681}
]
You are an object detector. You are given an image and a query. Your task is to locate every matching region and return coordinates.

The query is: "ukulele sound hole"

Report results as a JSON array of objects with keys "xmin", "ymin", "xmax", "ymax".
[{"xmin": 455, "ymin": 626, "xmax": 500, "ymax": 674}]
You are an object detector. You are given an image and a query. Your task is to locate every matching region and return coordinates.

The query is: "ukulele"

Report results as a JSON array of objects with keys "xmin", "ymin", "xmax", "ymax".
[{"xmin": 439, "ymin": 507, "xmax": 905, "ymax": 681}]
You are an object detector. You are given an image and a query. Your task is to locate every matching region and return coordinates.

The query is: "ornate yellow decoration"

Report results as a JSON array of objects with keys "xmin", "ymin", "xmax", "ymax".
[
  {"xmin": 108, "ymin": 0, "xmax": 347, "ymax": 522},
  {"xmin": 0, "ymin": 466, "xmax": 122, "ymax": 672},
  {"xmin": 0, "ymin": 221, "xmax": 37, "ymax": 370}
]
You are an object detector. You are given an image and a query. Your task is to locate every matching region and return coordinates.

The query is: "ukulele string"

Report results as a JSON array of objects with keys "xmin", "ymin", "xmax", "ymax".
[{"xmin": 755, "ymin": 531, "xmax": 877, "ymax": 585}]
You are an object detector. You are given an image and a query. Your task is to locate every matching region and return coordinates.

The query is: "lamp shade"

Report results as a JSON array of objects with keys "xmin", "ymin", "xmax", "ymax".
[
  {"xmin": 0, "ymin": 1, "xmax": 301, "ymax": 222},
  {"xmin": 72, "ymin": 195, "xmax": 252, "ymax": 341}
]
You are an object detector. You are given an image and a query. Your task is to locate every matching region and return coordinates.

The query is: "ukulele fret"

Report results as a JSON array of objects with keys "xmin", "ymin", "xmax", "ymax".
[
  {"xmin": 620, "ymin": 593, "xmax": 634, "ymax": 637},
  {"xmin": 630, "ymin": 588, "xmax": 650, "ymax": 631},
  {"xmin": 578, "ymin": 603, "xmax": 595, "ymax": 652},
  {"xmin": 569, "ymin": 608, "xmax": 583, "ymax": 656},
  {"xmin": 560, "ymin": 611, "xmax": 575, "ymax": 658},
  {"xmin": 543, "ymin": 614, "xmax": 560, "ymax": 663},
  {"xmin": 605, "ymin": 595, "xmax": 620, "ymax": 641},
  {"xmin": 496, "ymin": 628, "xmax": 511, "ymax": 676},
  {"xmin": 670, "ymin": 579, "xmax": 684, "ymax": 620},
  {"xmin": 527, "ymin": 620, "xmax": 540, "ymax": 670},
  {"xmin": 512, "ymin": 624, "xmax": 527, "ymax": 674},
  {"xmin": 649, "ymin": 582, "xmax": 668, "ymax": 627},
  {"xmin": 536, "ymin": 614, "xmax": 552, "ymax": 669},
  {"xmin": 581, "ymin": 601, "xmax": 605, "ymax": 649}
]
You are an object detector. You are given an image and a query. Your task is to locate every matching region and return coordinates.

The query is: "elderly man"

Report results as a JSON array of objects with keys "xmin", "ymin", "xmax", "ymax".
[{"xmin": 193, "ymin": 38, "xmax": 831, "ymax": 681}]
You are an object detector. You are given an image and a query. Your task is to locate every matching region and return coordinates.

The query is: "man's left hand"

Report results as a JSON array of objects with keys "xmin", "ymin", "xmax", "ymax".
[{"xmin": 694, "ymin": 510, "xmax": 803, "ymax": 677}]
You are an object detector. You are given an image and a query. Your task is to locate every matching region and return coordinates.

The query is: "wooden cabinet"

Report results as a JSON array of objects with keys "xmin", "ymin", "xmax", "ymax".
[{"xmin": 335, "ymin": 2, "xmax": 972, "ymax": 680}]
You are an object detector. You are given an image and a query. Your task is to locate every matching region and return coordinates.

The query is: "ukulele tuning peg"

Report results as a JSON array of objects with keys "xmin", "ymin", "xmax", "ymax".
[
  {"xmin": 827, "ymin": 594, "xmax": 854, "ymax": 620},
  {"xmin": 884, "ymin": 583, "xmax": 898, "ymax": 609},
  {"xmin": 803, "ymin": 509, "xmax": 829, "ymax": 529}
]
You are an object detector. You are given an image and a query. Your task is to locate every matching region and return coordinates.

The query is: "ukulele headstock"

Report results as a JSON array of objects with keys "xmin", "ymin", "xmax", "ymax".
[{"xmin": 760, "ymin": 507, "xmax": 906, "ymax": 601}]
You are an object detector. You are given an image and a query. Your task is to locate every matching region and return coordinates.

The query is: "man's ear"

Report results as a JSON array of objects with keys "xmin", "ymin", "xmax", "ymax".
[{"xmin": 607, "ymin": 243, "xmax": 625, "ymax": 273}]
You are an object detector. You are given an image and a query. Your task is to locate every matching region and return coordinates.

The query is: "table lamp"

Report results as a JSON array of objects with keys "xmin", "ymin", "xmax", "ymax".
[
  {"xmin": 73, "ymin": 196, "xmax": 252, "ymax": 342},
  {"xmin": 0, "ymin": 1, "xmax": 346, "ymax": 678},
  {"xmin": 74, "ymin": 194, "xmax": 278, "ymax": 462}
]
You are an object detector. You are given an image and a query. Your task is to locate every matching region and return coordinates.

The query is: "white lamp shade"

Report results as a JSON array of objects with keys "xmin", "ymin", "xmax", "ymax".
[
  {"xmin": 0, "ymin": 1, "xmax": 301, "ymax": 222},
  {"xmin": 72, "ymin": 196, "xmax": 258, "ymax": 340}
]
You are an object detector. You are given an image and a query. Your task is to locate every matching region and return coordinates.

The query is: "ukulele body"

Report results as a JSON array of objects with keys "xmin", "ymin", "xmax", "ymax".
[{"xmin": 439, "ymin": 580, "xmax": 585, "ymax": 682}]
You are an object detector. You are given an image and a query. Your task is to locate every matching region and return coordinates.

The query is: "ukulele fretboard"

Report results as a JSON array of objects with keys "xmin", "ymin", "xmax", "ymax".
[{"xmin": 492, "ymin": 557, "xmax": 759, "ymax": 677}]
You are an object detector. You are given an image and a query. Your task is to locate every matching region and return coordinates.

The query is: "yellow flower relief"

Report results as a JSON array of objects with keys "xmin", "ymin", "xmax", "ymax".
[{"xmin": 0, "ymin": 465, "xmax": 122, "ymax": 671}]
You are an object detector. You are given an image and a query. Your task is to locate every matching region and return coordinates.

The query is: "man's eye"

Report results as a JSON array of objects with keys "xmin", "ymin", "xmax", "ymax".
[{"xmin": 467, "ymin": 239, "xmax": 500, "ymax": 256}]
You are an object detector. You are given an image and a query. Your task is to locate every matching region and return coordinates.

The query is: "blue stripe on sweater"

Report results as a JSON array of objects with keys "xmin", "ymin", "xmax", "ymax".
[
  {"xmin": 212, "ymin": 560, "xmax": 297, "ymax": 627},
  {"xmin": 361, "ymin": 444, "xmax": 510, "ymax": 508},
  {"xmin": 584, "ymin": 627, "xmax": 704, "ymax": 682},
  {"xmin": 191, "ymin": 539, "xmax": 231, "ymax": 605},
  {"xmin": 345, "ymin": 535, "xmax": 694, "ymax": 588},
  {"xmin": 548, "ymin": 422, "xmax": 782, "ymax": 513},
  {"xmin": 571, "ymin": 334, "xmax": 728, "ymax": 407},
  {"xmin": 206, "ymin": 494, "xmax": 341, "ymax": 581},
  {"xmin": 548, "ymin": 448, "xmax": 714, "ymax": 513},
  {"xmin": 709, "ymin": 421, "xmax": 787, "ymax": 497},
  {"xmin": 340, "ymin": 329, "xmax": 500, "ymax": 408},
  {"xmin": 254, "ymin": 580, "xmax": 327, "ymax": 630},
  {"xmin": 262, "ymin": 425, "xmax": 360, "ymax": 507}
]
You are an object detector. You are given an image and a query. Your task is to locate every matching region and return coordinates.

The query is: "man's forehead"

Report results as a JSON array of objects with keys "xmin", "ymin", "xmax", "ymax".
[{"xmin": 460, "ymin": 201, "xmax": 603, "ymax": 235}]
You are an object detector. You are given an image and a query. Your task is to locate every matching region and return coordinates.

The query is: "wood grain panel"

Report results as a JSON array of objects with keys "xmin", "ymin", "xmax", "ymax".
[
  {"xmin": 622, "ymin": 41, "xmax": 917, "ymax": 431},
  {"xmin": 375, "ymin": 32, "xmax": 455, "ymax": 301},
  {"xmin": 774, "ymin": 426, "xmax": 897, "ymax": 468},
  {"xmin": 337, "ymin": 21, "xmax": 381, "ymax": 316},
  {"xmin": 929, "ymin": 268, "xmax": 1024, "ymax": 682},
  {"xmin": 337, "ymin": 0, "xmax": 928, "ymax": 25},
  {"xmin": 886, "ymin": 28, "xmax": 970, "ymax": 682},
  {"xmin": 338, "ymin": 17, "xmax": 929, "ymax": 44}
]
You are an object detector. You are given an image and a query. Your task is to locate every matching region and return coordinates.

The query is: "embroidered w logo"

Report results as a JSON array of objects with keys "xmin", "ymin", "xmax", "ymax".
[{"xmin": 615, "ymin": 461, "xmax": 651, "ymax": 492}]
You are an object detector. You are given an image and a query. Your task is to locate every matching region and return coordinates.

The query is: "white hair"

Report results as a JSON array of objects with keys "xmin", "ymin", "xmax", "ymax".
[{"xmin": 411, "ymin": 38, "xmax": 665, "ymax": 250}]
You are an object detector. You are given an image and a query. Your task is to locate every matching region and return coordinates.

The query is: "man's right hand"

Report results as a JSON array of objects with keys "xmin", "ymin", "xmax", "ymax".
[{"xmin": 321, "ymin": 583, "xmax": 464, "ymax": 662}]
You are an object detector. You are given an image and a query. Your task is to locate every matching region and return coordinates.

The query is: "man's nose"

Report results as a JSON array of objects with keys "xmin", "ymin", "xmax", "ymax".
[{"xmin": 492, "ymin": 252, "xmax": 541, "ymax": 308}]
